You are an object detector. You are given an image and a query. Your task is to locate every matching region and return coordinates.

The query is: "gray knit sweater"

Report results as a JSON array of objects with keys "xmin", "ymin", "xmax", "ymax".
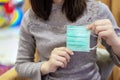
[{"xmin": 15, "ymin": 1, "xmax": 120, "ymax": 80}]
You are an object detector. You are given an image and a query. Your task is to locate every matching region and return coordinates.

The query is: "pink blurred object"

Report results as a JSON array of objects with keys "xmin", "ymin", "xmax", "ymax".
[{"xmin": 0, "ymin": 64, "xmax": 12, "ymax": 76}]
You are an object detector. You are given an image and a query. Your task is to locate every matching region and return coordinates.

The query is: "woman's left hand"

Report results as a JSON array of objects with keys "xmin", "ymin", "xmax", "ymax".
[{"xmin": 87, "ymin": 19, "xmax": 120, "ymax": 47}]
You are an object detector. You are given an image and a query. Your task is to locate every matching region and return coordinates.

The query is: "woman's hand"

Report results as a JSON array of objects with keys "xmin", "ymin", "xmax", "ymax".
[
  {"xmin": 40, "ymin": 47, "xmax": 74, "ymax": 75},
  {"xmin": 87, "ymin": 19, "xmax": 120, "ymax": 47},
  {"xmin": 87, "ymin": 19, "xmax": 120, "ymax": 56}
]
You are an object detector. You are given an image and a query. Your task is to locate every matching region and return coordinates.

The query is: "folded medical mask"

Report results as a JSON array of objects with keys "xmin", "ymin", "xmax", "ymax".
[{"xmin": 66, "ymin": 25, "xmax": 100, "ymax": 52}]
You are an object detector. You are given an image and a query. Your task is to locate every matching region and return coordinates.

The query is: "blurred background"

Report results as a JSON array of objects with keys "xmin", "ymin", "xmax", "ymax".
[
  {"xmin": 0, "ymin": 0, "xmax": 23, "ymax": 75},
  {"xmin": 0, "ymin": 0, "xmax": 120, "ymax": 80}
]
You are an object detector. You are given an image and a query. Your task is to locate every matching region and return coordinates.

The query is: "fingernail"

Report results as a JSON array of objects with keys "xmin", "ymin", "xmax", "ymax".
[
  {"xmin": 71, "ymin": 52, "xmax": 74, "ymax": 55},
  {"xmin": 86, "ymin": 26, "xmax": 90, "ymax": 29}
]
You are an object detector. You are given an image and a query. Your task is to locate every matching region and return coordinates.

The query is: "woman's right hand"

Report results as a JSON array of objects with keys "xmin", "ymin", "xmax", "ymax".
[{"xmin": 40, "ymin": 47, "xmax": 74, "ymax": 75}]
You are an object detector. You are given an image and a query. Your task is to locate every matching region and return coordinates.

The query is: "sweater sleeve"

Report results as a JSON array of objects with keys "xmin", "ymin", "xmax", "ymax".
[
  {"xmin": 97, "ymin": 2, "xmax": 120, "ymax": 67},
  {"xmin": 15, "ymin": 9, "xmax": 43, "ymax": 80}
]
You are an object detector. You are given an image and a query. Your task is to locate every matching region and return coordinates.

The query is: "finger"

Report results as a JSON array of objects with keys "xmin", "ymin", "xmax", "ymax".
[
  {"xmin": 53, "ymin": 59, "xmax": 65, "ymax": 68},
  {"xmin": 87, "ymin": 23, "xmax": 94, "ymax": 30},
  {"xmin": 98, "ymin": 30, "xmax": 111, "ymax": 38},
  {"xmin": 94, "ymin": 19, "xmax": 112, "ymax": 26},
  {"xmin": 87, "ymin": 23, "xmax": 97, "ymax": 34},
  {"xmin": 51, "ymin": 48, "xmax": 71, "ymax": 62},
  {"xmin": 53, "ymin": 55, "xmax": 67, "ymax": 68},
  {"xmin": 87, "ymin": 19, "xmax": 111, "ymax": 30},
  {"xmin": 58, "ymin": 47, "xmax": 74, "ymax": 55},
  {"xmin": 54, "ymin": 55, "xmax": 67, "ymax": 68},
  {"xmin": 57, "ymin": 51, "xmax": 71, "ymax": 62},
  {"xmin": 95, "ymin": 26, "xmax": 108, "ymax": 34}
]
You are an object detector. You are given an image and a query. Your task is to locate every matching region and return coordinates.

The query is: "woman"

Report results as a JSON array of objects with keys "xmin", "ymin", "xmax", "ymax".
[{"xmin": 15, "ymin": 0, "xmax": 120, "ymax": 80}]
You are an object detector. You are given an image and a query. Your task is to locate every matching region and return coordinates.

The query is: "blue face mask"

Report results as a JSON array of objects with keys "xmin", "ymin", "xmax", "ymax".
[{"xmin": 66, "ymin": 25, "xmax": 98, "ymax": 52}]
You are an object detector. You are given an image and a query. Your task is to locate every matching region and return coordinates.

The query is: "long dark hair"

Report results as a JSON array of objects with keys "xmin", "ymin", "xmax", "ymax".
[{"xmin": 30, "ymin": 0, "xmax": 86, "ymax": 22}]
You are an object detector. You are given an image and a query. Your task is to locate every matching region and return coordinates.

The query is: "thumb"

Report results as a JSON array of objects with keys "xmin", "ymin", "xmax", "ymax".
[{"xmin": 87, "ymin": 23, "xmax": 94, "ymax": 30}]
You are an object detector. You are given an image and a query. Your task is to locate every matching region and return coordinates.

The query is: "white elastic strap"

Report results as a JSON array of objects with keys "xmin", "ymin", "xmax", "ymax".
[{"xmin": 90, "ymin": 33, "xmax": 102, "ymax": 51}]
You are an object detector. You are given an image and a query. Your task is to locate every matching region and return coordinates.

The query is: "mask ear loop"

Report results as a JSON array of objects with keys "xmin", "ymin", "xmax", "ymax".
[{"xmin": 89, "ymin": 33, "xmax": 102, "ymax": 51}]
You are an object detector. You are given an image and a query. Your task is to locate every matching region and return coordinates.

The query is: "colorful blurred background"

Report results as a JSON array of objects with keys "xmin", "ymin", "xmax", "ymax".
[{"xmin": 0, "ymin": 0, "xmax": 23, "ymax": 75}]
